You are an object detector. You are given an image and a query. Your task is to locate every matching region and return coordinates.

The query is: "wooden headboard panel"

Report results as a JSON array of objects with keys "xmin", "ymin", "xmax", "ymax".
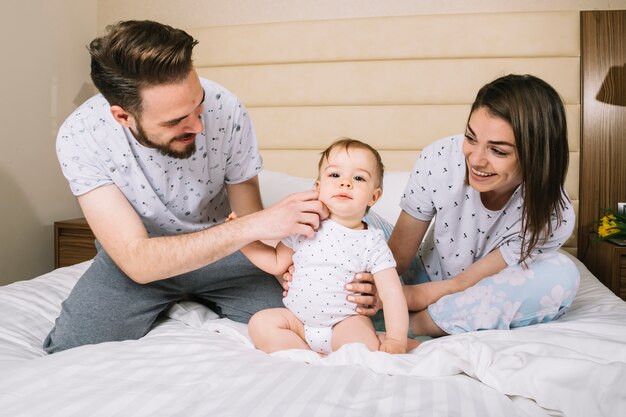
[
  {"xmin": 92, "ymin": 8, "xmax": 581, "ymax": 254},
  {"xmin": 189, "ymin": 11, "xmax": 580, "ymax": 254},
  {"xmin": 579, "ymin": 10, "xmax": 626, "ymax": 262}
]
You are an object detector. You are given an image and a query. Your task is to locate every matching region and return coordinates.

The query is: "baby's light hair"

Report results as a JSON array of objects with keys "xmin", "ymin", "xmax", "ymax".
[{"xmin": 318, "ymin": 137, "xmax": 384, "ymax": 189}]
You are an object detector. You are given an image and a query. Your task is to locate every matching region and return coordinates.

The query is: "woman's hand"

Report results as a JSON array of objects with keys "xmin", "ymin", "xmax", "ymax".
[
  {"xmin": 283, "ymin": 269, "xmax": 382, "ymax": 316},
  {"xmin": 404, "ymin": 280, "xmax": 460, "ymax": 311},
  {"xmin": 345, "ymin": 272, "xmax": 381, "ymax": 316}
]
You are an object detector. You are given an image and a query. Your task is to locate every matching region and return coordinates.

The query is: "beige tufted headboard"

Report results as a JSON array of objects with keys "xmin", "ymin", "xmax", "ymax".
[{"xmin": 188, "ymin": 11, "xmax": 580, "ymax": 255}]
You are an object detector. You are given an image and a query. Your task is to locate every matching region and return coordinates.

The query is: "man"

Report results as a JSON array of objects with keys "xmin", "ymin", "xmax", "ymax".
[{"xmin": 44, "ymin": 20, "xmax": 335, "ymax": 353}]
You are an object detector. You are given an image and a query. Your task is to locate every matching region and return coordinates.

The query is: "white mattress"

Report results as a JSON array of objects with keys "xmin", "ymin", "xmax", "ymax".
[{"xmin": 1, "ymin": 253, "xmax": 625, "ymax": 417}]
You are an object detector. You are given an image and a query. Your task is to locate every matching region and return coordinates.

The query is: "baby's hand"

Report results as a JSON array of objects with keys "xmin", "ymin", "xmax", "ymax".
[
  {"xmin": 226, "ymin": 212, "xmax": 238, "ymax": 222},
  {"xmin": 281, "ymin": 264, "xmax": 294, "ymax": 296},
  {"xmin": 379, "ymin": 337, "xmax": 406, "ymax": 354}
]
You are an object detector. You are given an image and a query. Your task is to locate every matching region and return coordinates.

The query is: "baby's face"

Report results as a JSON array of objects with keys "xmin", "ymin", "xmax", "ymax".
[{"xmin": 316, "ymin": 147, "xmax": 382, "ymax": 222}]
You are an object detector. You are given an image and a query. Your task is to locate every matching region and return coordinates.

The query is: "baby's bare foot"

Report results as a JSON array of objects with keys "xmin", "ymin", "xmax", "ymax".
[{"xmin": 407, "ymin": 338, "xmax": 421, "ymax": 351}]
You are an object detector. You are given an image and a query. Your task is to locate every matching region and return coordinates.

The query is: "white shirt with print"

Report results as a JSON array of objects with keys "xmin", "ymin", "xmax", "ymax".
[
  {"xmin": 56, "ymin": 78, "xmax": 261, "ymax": 236},
  {"xmin": 400, "ymin": 135, "xmax": 574, "ymax": 280}
]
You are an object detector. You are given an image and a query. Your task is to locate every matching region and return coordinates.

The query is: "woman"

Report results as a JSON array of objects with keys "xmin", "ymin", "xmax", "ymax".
[{"xmin": 388, "ymin": 74, "xmax": 580, "ymax": 337}]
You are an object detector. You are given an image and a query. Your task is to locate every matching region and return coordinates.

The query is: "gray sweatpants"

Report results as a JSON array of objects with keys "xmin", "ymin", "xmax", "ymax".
[{"xmin": 43, "ymin": 244, "xmax": 284, "ymax": 353}]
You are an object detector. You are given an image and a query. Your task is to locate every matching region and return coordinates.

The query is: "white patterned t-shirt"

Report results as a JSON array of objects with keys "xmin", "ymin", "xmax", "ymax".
[
  {"xmin": 400, "ymin": 135, "xmax": 575, "ymax": 280},
  {"xmin": 56, "ymin": 78, "xmax": 262, "ymax": 236}
]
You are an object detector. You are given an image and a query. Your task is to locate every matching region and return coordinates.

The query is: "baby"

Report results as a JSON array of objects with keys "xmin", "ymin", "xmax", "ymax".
[{"xmin": 239, "ymin": 138, "xmax": 411, "ymax": 355}]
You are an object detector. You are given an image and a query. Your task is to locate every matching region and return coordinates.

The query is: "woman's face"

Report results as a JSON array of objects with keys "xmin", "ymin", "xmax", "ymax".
[{"xmin": 462, "ymin": 107, "xmax": 522, "ymax": 204}]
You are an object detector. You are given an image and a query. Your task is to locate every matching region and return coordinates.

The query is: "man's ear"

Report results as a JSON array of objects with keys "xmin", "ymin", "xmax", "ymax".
[{"xmin": 110, "ymin": 105, "xmax": 135, "ymax": 128}]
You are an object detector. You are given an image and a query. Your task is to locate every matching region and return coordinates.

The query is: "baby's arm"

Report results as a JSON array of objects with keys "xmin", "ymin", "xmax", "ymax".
[
  {"xmin": 374, "ymin": 268, "xmax": 409, "ymax": 354},
  {"xmin": 240, "ymin": 241, "xmax": 295, "ymax": 276}
]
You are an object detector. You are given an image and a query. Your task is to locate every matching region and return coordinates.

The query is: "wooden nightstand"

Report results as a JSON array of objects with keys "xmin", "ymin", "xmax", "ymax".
[
  {"xmin": 585, "ymin": 239, "xmax": 626, "ymax": 301},
  {"xmin": 54, "ymin": 218, "xmax": 97, "ymax": 268}
]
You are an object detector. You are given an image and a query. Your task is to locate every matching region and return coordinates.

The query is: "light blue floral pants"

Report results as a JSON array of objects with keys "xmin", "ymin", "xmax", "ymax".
[{"xmin": 422, "ymin": 252, "xmax": 580, "ymax": 334}]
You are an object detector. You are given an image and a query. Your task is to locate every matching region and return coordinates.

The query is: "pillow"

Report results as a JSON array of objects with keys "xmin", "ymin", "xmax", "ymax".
[
  {"xmin": 258, "ymin": 170, "xmax": 315, "ymax": 208},
  {"xmin": 258, "ymin": 170, "xmax": 425, "ymax": 285},
  {"xmin": 376, "ymin": 171, "xmax": 410, "ymax": 225}
]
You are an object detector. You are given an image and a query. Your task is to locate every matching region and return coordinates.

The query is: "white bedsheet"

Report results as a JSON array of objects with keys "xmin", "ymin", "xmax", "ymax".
[{"xmin": 0, "ymin": 254, "xmax": 625, "ymax": 417}]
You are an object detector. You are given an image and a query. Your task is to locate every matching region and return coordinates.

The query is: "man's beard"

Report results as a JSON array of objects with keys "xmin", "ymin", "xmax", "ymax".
[{"xmin": 131, "ymin": 122, "xmax": 197, "ymax": 159}]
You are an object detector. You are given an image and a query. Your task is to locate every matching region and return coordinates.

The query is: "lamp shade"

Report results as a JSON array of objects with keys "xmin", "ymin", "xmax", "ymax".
[{"xmin": 596, "ymin": 64, "xmax": 626, "ymax": 106}]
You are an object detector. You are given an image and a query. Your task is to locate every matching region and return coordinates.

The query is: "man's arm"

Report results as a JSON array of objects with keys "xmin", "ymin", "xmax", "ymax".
[
  {"xmin": 225, "ymin": 176, "xmax": 264, "ymax": 216},
  {"xmin": 79, "ymin": 182, "xmax": 327, "ymax": 284}
]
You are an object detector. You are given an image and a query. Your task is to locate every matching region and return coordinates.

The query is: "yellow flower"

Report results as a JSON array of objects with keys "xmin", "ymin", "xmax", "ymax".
[
  {"xmin": 598, "ymin": 214, "xmax": 618, "ymax": 237},
  {"xmin": 597, "ymin": 209, "xmax": 626, "ymax": 240}
]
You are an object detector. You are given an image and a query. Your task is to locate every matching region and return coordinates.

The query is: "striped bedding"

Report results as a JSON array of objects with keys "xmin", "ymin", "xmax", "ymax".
[
  {"xmin": 1, "ymin": 253, "xmax": 625, "ymax": 417},
  {"xmin": 1, "ymin": 171, "xmax": 624, "ymax": 417}
]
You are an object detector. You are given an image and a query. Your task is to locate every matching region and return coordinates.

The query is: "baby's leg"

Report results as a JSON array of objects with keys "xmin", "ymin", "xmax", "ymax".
[
  {"xmin": 376, "ymin": 333, "xmax": 422, "ymax": 352},
  {"xmin": 332, "ymin": 315, "xmax": 380, "ymax": 351},
  {"xmin": 248, "ymin": 308, "xmax": 308, "ymax": 353}
]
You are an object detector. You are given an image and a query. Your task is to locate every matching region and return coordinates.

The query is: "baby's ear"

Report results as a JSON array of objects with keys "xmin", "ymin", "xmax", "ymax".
[
  {"xmin": 368, "ymin": 187, "xmax": 382, "ymax": 206},
  {"xmin": 315, "ymin": 180, "xmax": 321, "ymax": 191}
]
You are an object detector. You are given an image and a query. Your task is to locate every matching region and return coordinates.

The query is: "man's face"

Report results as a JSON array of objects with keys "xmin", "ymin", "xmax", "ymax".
[{"xmin": 130, "ymin": 71, "xmax": 205, "ymax": 159}]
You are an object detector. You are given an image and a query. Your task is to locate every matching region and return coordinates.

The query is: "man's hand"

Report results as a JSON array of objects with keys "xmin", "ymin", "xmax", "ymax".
[
  {"xmin": 345, "ymin": 272, "xmax": 381, "ymax": 316},
  {"xmin": 247, "ymin": 190, "xmax": 329, "ymax": 242}
]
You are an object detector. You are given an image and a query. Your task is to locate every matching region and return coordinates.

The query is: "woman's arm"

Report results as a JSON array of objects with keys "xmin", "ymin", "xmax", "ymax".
[
  {"xmin": 373, "ymin": 267, "xmax": 408, "ymax": 353},
  {"xmin": 405, "ymin": 248, "xmax": 508, "ymax": 311},
  {"xmin": 387, "ymin": 211, "xmax": 430, "ymax": 276},
  {"xmin": 342, "ymin": 211, "xmax": 430, "ymax": 316},
  {"xmin": 453, "ymin": 248, "xmax": 508, "ymax": 290}
]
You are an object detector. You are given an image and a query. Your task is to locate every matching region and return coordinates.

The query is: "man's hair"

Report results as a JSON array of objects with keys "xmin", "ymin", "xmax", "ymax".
[
  {"xmin": 88, "ymin": 20, "xmax": 198, "ymax": 116},
  {"xmin": 318, "ymin": 137, "xmax": 385, "ymax": 189},
  {"xmin": 468, "ymin": 74, "xmax": 569, "ymax": 265}
]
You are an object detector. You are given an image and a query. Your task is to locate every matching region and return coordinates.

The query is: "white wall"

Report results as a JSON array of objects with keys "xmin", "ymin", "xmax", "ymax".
[
  {"xmin": 98, "ymin": 0, "xmax": 626, "ymax": 29},
  {"xmin": 0, "ymin": 0, "xmax": 97, "ymax": 285},
  {"xmin": 2, "ymin": 0, "xmax": 626, "ymax": 286}
]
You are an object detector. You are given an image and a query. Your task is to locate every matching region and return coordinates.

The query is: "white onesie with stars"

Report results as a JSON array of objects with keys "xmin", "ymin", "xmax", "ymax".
[{"xmin": 282, "ymin": 219, "xmax": 396, "ymax": 354}]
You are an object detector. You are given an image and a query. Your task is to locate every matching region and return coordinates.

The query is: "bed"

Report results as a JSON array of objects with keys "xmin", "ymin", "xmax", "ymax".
[
  {"xmin": 1, "ymin": 170, "xmax": 625, "ymax": 417},
  {"xmin": 2, "ymin": 9, "xmax": 626, "ymax": 417}
]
